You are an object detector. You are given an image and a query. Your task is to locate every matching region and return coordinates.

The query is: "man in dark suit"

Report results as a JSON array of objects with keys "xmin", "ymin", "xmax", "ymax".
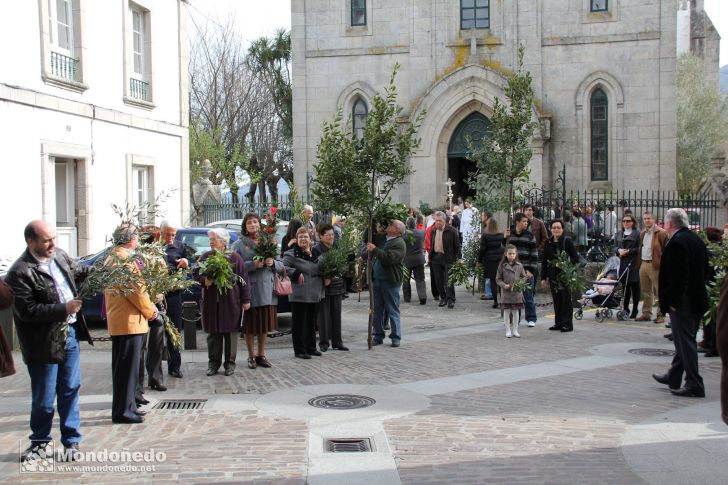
[
  {"xmin": 160, "ymin": 221, "xmax": 191, "ymax": 380},
  {"xmin": 653, "ymin": 208, "xmax": 709, "ymax": 397},
  {"xmin": 429, "ymin": 211, "xmax": 462, "ymax": 309}
]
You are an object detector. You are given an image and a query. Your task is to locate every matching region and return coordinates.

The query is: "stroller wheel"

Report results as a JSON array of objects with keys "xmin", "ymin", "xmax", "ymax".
[
  {"xmin": 607, "ymin": 309, "xmax": 614, "ymax": 319},
  {"xmin": 616, "ymin": 310, "xmax": 627, "ymax": 321},
  {"xmin": 596, "ymin": 310, "xmax": 604, "ymax": 323},
  {"xmin": 574, "ymin": 309, "xmax": 583, "ymax": 320}
]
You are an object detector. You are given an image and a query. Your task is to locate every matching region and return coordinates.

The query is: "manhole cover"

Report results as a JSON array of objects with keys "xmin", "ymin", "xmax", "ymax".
[
  {"xmin": 308, "ymin": 394, "xmax": 376, "ymax": 410},
  {"xmin": 628, "ymin": 348, "xmax": 676, "ymax": 357}
]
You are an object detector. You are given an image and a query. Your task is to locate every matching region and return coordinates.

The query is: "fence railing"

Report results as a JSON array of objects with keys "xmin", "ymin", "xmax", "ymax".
[
  {"xmin": 522, "ymin": 189, "xmax": 720, "ymax": 257},
  {"xmin": 198, "ymin": 198, "xmax": 333, "ymax": 227},
  {"xmin": 50, "ymin": 51, "xmax": 77, "ymax": 81},
  {"xmin": 130, "ymin": 78, "xmax": 150, "ymax": 101}
]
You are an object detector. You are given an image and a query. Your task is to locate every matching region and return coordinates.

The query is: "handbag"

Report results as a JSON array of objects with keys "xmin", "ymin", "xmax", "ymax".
[{"xmin": 273, "ymin": 271, "xmax": 293, "ymax": 296}]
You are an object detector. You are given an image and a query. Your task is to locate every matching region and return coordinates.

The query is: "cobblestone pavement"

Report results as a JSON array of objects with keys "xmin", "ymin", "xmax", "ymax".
[{"xmin": 0, "ymin": 284, "xmax": 725, "ymax": 484}]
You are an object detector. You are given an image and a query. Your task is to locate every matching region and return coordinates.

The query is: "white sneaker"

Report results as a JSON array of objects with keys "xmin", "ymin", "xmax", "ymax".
[{"xmin": 527, "ymin": 321, "xmax": 536, "ymax": 327}]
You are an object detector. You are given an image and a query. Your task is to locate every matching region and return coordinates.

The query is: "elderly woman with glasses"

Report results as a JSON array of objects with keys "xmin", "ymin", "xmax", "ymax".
[
  {"xmin": 195, "ymin": 228, "xmax": 251, "ymax": 376},
  {"xmin": 615, "ymin": 213, "xmax": 641, "ymax": 319}
]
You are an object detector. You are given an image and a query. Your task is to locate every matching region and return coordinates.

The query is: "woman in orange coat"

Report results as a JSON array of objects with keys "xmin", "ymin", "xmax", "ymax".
[{"xmin": 104, "ymin": 225, "xmax": 157, "ymax": 424}]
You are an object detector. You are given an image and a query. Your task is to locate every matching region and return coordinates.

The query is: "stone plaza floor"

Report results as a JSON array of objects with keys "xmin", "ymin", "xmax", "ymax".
[{"xmin": 0, "ymin": 285, "xmax": 726, "ymax": 484}]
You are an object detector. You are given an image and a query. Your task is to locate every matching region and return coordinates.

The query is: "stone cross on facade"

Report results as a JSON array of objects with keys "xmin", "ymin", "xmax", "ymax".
[{"xmin": 446, "ymin": 178, "xmax": 455, "ymax": 209}]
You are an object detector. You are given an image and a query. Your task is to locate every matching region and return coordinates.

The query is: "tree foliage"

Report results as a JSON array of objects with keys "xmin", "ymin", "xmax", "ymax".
[
  {"xmin": 189, "ymin": 18, "xmax": 291, "ymax": 203},
  {"xmin": 676, "ymin": 53, "xmax": 728, "ymax": 193},
  {"xmin": 468, "ymin": 45, "xmax": 538, "ymax": 224},
  {"xmin": 312, "ymin": 64, "xmax": 424, "ymax": 348},
  {"xmin": 313, "ymin": 65, "xmax": 423, "ymax": 221}
]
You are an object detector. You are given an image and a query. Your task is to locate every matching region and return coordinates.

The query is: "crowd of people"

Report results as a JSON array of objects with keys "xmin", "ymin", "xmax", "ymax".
[{"xmin": 2, "ymin": 200, "xmax": 728, "ymax": 461}]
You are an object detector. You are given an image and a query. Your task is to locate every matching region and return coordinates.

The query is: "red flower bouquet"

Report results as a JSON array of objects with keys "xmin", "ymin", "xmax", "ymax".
[{"xmin": 253, "ymin": 206, "xmax": 280, "ymax": 262}]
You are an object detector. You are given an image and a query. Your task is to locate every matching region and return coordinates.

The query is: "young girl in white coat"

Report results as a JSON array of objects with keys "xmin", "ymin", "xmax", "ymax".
[{"xmin": 495, "ymin": 244, "xmax": 527, "ymax": 338}]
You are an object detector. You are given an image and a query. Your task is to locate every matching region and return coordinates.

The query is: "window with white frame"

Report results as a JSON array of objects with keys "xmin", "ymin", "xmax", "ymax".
[
  {"xmin": 125, "ymin": 2, "xmax": 153, "ymax": 105},
  {"xmin": 132, "ymin": 165, "xmax": 152, "ymax": 223},
  {"xmin": 41, "ymin": 0, "xmax": 85, "ymax": 86},
  {"xmin": 591, "ymin": 0, "xmax": 608, "ymax": 12}
]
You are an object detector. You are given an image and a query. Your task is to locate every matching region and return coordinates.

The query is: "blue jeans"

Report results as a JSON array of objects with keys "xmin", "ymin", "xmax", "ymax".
[
  {"xmin": 482, "ymin": 278, "xmax": 493, "ymax": 298},
  {"xmin": 524, "ymin": 272, "xmax": 537, "ymax": 322},
  {"xmin": 373, "ymin": 279, "xmax": 401, "ymax": 343},
  {"xmin": 26, "ymin": 324, "xmax": 82, "ymax": 446}
]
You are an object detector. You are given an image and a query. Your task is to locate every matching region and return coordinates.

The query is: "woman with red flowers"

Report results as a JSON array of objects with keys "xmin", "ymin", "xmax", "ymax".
[{"xmin": 231, "ymin": 212, "xmax": 287, "ymax": 369}]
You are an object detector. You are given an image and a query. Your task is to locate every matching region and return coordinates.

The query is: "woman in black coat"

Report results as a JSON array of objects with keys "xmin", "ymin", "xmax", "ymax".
[
  {"xmin": 541, "ymin": 219, "xmax": 580, "ymax": 332},
  {"xmin": 614, "ymin": 213, "xmax": 640, "ymax": 319},
  {"xmin": 478, "ymin": 218, "xmax": 504, "ymax": 309}
]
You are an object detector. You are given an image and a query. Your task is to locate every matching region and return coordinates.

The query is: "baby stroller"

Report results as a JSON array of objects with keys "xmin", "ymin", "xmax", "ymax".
[{"xmin": 574, "ymin": 256, "xmax": 630, "ymax": 322}]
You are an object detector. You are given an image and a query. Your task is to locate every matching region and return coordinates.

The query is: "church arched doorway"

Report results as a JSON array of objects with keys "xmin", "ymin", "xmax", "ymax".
[{"xmin": 447, "ymin": 111, "xmax": 491, "ymax": 202}]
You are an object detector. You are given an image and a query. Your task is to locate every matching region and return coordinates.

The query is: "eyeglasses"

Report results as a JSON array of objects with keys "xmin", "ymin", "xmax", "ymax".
[{"xmin": 622, "ymin": 219, "xmax": 632, "ymax": 222}]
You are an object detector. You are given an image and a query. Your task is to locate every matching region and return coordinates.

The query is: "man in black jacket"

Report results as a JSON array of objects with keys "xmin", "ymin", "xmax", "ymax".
[
  {"xmin": 653, "ymin": 208, "xmax": 709, "ymax": 397},
  {"xmin": 429, "ymin": 211, "xmax": 462, "ymax": 309},
  {"xmin": 5, "ymin": 220, "xmax": 93, "ymax": 461}
]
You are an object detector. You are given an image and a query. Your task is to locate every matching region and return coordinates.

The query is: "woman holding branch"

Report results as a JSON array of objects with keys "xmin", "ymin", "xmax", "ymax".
[
  {"xmin": 196, "ymin": 228, "xmax": 250, "ymax": 377},
  {"xmin": 232, "ymin": 212, "xmax": 287, "ymax": 369}
]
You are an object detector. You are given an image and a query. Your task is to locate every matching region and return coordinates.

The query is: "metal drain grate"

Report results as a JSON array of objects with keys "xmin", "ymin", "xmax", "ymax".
[
  {"xmin": 153, "ymin": 399, "xmax": 207, "ymax": 410},
  {"xmin": 628, "ymin": 348, "xmax": 676, "ymax": 357},
  {"xmin": 324, "ymin": 438, "xmax": 373, "ymax": 453},
  {"xmin": 308, "ymin": 394, "xmax": 376, "ymax": 410}
]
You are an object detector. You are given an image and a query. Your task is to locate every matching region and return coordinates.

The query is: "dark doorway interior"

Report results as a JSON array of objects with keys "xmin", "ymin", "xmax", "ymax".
[{"xmin": 447, "ymin": 112, "xmax": 491, "ymax": 203}]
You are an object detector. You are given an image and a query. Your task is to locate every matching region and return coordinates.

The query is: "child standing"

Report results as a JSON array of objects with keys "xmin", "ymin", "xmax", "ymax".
[{"xmin": 496, "ymin": 244, "xmax": 527, "ymax": 338}]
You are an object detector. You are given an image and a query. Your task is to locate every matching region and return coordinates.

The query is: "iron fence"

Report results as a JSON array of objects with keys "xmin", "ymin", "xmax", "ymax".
[
  {"xmin": 521, "ymin": 189, "xmax": 720, "ymax": 259},
  {"xmin": 199, "ymin": 197, "xmax": 333, "ymax": 227}
]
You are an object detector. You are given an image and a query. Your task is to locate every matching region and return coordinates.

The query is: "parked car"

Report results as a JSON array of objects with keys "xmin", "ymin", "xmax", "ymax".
[{"xmin": 79, "ymin": 227, "xmax": 290, "ymax": 323}]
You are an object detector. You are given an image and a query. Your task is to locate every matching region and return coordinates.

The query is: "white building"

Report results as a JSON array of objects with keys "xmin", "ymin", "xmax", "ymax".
[
  {"xmin": 0, "ymin": 0, "xmax": 190, "ymax": 259},
  {"xmin": 292, "ymin": 0, "xmax": 720, "ymax": 207}
]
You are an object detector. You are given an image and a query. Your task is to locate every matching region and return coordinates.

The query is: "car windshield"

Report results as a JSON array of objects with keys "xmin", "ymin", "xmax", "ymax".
[{"xmin": 178, "ymin": 233, "xmax": 212, "ymax": 258}]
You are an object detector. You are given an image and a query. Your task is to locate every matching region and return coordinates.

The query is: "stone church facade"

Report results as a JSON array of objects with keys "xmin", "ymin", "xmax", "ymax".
[{"xmin": 292, "ymin": 0, "xmax": 717, "ymax": 206}]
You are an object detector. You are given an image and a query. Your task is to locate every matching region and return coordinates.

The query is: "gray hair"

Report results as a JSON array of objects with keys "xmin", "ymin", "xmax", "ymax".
[
  {"xmin": 391, "ymin": 220, "xmax": 406, "ymax": 236},
  {"xmin": 406, "ymin": 217, "xmax": 416, "ymax": 230},
  {"xmin": 303, "ymin": 205, "xmax": 313, "ymax": 212},
  {"xmin": 208, "ymin": 227, "xmax": 230, "ymax": 245},
  {"xmin": 665, "ymin": 208, "xmax": 689, "ymax": 229},
  {"xmin": 159, "ymin": 220, "xmax": 178, "ymax": 232},
  {"xmin": 434, "ymin": 211, "xmax": 446, "ymax": 221},
  {"xmin": 112, "ymin": 224, "xmax": 138, "ymax": 246}
]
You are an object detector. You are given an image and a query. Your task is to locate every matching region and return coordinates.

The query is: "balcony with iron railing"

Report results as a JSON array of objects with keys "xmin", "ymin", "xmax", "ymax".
[
  {"xmin": 129, "ymin": 78, "xmax": 150, "ymax": 102},
  {"xmin": 50, "ymin": 51, "xmax": 78, "ymax": 81}
]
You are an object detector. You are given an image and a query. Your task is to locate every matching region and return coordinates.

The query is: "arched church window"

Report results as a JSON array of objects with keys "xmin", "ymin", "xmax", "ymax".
[
  {"xmin": 351, "ymin": 0, "xmax": 366, "ymax": 26},
  {"xmin": 353, "ymin": 98, "xmax": 367, "ymax": 140},
  {"xmin": 461, "ymin": 0, "xmax": 490, "ymax": 30},
  {"xmin": 590, "ymin": 88, "xmax": 608, "ymax": 181}
]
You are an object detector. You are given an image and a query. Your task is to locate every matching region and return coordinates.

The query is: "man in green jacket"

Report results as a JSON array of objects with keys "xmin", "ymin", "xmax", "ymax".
[{"xmin": 367, "ymin": 220, "xmax": 406, "ymax": 347}]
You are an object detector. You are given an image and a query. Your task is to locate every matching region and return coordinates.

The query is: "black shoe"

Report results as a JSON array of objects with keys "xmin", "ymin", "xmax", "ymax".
[
  {"xmin": 403, "ymin": 298, "xmax": 411, "ymax": 303},
  {"xmin": 206, "ymin": 368, "xmax": 218, "ymax": 376},
  {"xmin": 112, "ymin": 415, "xmax": 144, "ymax": 424},
  {"xmin": 447, "ymin": 302, "xmax": 454, "ymax": 309},
  {"xmin": 333, "ymin": 345, "xmax": 349, "ymax": 351},
  {"xmin": 224, "ymin": 368, "xmax": 234, "ymax": 376},
  {"xmin": 670, "ymin": 386, "xmax": 705, "ymax": 398},
  {"xmin": 342, "ymin": 293, "xmax": 350, "ymax": 299},
  {"xmin": 697, "ymin": 347, "xmax": 707, "ymax": 354},
  {"xmin": 372, "ymin": 340, "xmax": 383, "ymax": 346},
  {"xmin": 548, "ymin": 325, "xmax": 562, "ymax": 331},
  {"xmin": 652, "ymin": 373, "xmax": 680, "ymax": 390},
  {"xmin": 704, "ymin": 351, "xmax": 719, "ymax": 358},
  {"xmin": 310, "ymin": 350, "xmax": 322, "ymax": 357},
  {"xmin": 438, "ymin": 300, "xmax": 447, "ymax": 307},
  {"xmin": 20, "ymin": 442, "xmax": 51, "ymax": 462},
  {"xmin": 149, "ymin": 383, "xmax": 167, "ymax": 391},
  {"xmin": 135, "ymin": 409, "xmax": 147, "ymax": 416},
  {"xmin": 391, "ymin": 340, "xmax": 400, "ymax": 347},
  {"xmin": 295, "ymin": 353, "xmax": 311, "ymax": 359},
  {"xmin": 320, "ymin": 344, "xmax": 329, "ymax": 352},
  {"xmin": 59, "ymin": 442, "xmax": 81, "ymax": 462},
  {"xmin": 664, "ymin": 333, "xmax": 674, "ymax": 341},
  {"xmin": 560, "ymin": 327, "xmax": 573, "ymax": 332},
  {"xmin": 420, "ymin": 299, "xmax": 427, "ymax": 305},
  {"xmin": 168, "ymin": 370, "xmax": 183, "ymax": 378},
  {"xmin": 136, "ymin": 397, "xmax": 150, "ymax": 406},
  {"xmin": 384, "ymin": 324, "xmax": 391, "ymax": 331},
  {"xmin": 492, "ymin": 303, "xmax": 499, "ymax": 309}
]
